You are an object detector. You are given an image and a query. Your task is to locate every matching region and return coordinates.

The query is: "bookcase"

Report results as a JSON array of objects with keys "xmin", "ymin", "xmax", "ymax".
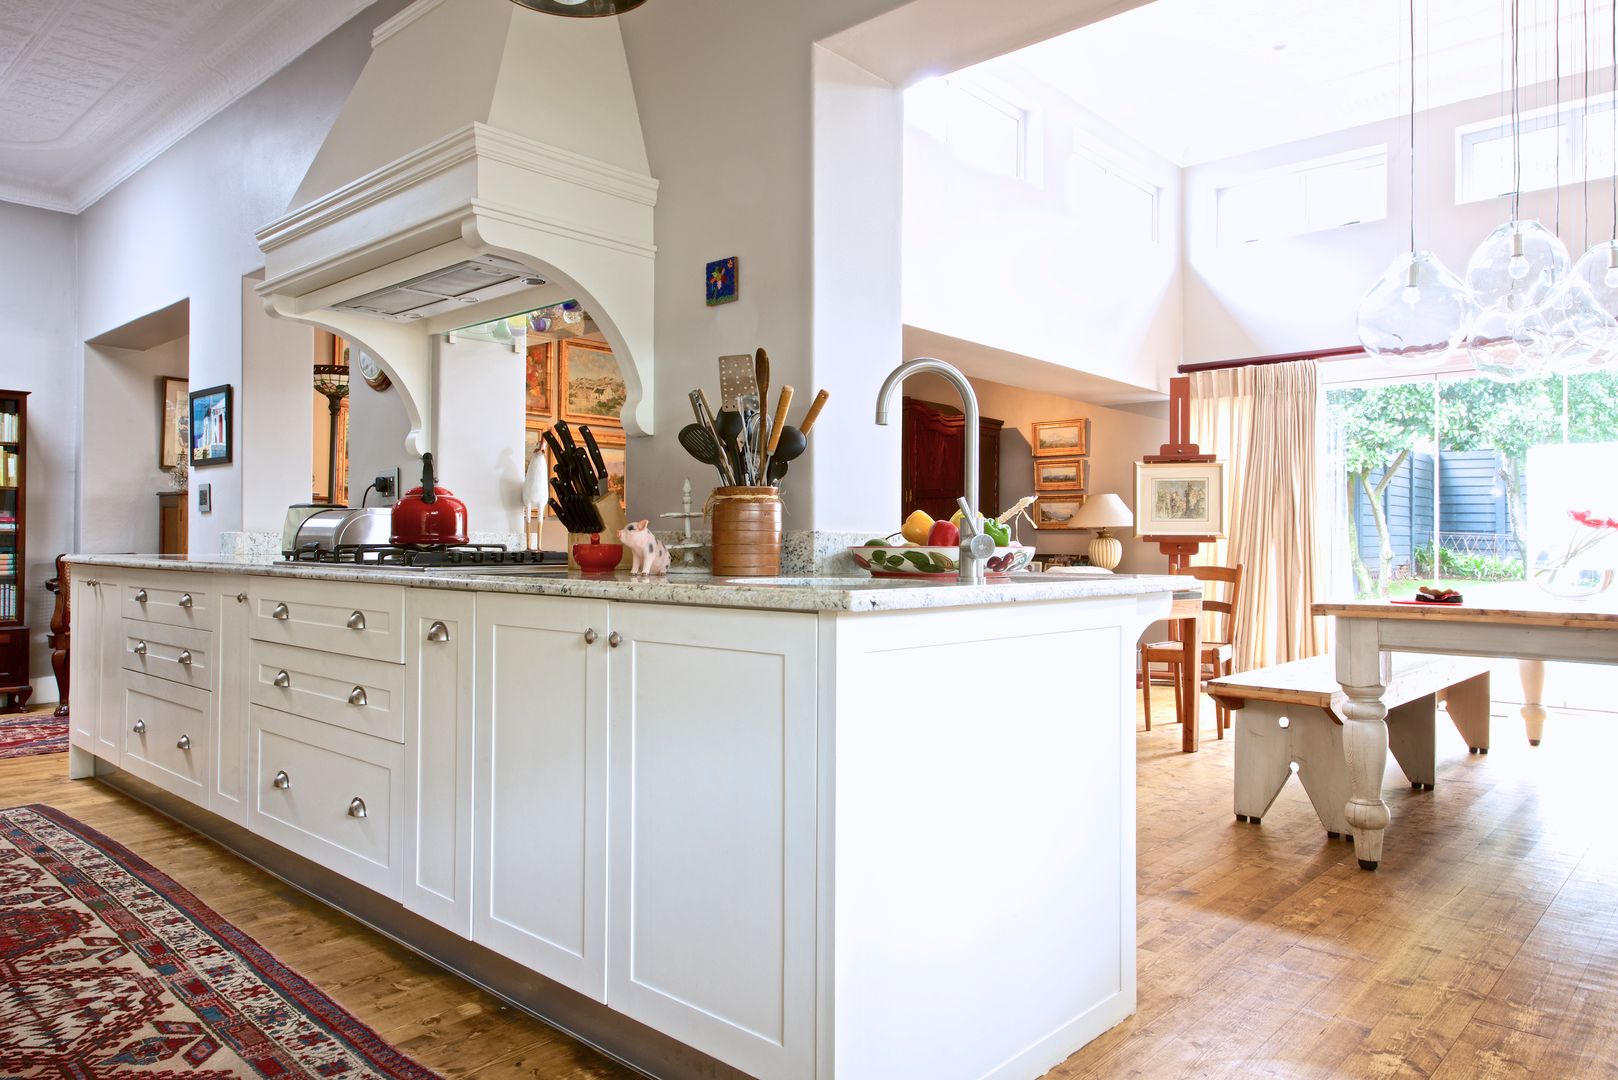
[{"xmin": 0, "ymin": 390, "xmax": 28, "ymax": 711}]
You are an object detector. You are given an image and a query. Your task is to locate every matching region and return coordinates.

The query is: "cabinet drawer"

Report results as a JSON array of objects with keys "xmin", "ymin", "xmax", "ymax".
[
  {"xmin": 250, "ymin": 705, "xmax": 402, "ymax": 899},
  {"xmin": 120, "ymin": 618, "xmax": 211, "ymax": 690},
  {"xmin": 248, "ymin": 578, "xmax": 403, "ymax": 664},
  {"xmin": 122, "ymin": 578, "xmax": 214, "ymax": 631},
  {"xmin": 247, "ymin": 641, "xmax": 405, "ymax": 743},
  {"xmin": 122, "ymin": 670, "xmax": 210, "ymax": 805}
]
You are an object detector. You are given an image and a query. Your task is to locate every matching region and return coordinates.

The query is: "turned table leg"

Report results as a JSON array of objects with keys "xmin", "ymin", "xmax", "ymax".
[
  {"xmin": 1336, "ymin": 621, "xmax": 1393, "ymax": 871},
  {"xmin": 1519, "ymin": 659, "xmax": 1547, "ymax": 746}
]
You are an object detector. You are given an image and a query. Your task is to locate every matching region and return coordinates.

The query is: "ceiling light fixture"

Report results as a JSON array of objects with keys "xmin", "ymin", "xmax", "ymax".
[
  {"xmin": 1356, "ymin": 0, "xmax": 1473, "ymax": 360},
  {"xmin": 508, "ymin": 0, "xmax": 648, "ymax": 16}
]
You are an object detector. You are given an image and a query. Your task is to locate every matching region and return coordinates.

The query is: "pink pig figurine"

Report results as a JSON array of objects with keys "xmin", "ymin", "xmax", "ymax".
[{"xmin": 617, "ymin": 520, "xmax": 671, "ymax": 576}]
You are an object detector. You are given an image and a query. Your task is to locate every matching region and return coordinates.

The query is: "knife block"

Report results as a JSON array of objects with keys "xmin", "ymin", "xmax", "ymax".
[{"xmin": 568, "ymin": 492, "xmax": 631, "ymax": 570}]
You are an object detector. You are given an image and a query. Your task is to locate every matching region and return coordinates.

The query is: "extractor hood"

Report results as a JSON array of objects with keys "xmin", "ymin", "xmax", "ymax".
[{"xmin": 255, "ymin": 0, "xmax": 657, "ymax": 454}]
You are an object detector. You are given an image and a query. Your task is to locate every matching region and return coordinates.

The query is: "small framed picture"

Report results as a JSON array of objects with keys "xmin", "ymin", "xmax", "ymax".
[
  {"xmin": 1032, "ymin": 417, "xmax": 1088, "ymax": 458},
  {"xmin": 526, "ymin": 340, "xmax": 554, "ymax": 420},
  {"xmin": 1034, "ymin": 457, "xmax": 1088, "ymax": 492},
  {"xmin": 1034, "ymin": 494, "xmax": 1087, "ymax": 530},
  {"xmin": 560, "ymin": 339, "xmax": 627, "ymax": 425},
  {"xmin": 592, "ymin": 428, "xmax": 627, "ymax": 515},
  {"xmin": 1134, "ymin": 461, "xmax": 1225, "ymax": 538},
  {"xmin": 189, "ymin": 384, "xmax": 233, "ymax": 468},
  {"xmin": 160, "ymin": 376, "xmax": 187, "ymax": 468},
  {"xmin": 707, "ymin": 256, "xmax": 739, "ymax": 306}
]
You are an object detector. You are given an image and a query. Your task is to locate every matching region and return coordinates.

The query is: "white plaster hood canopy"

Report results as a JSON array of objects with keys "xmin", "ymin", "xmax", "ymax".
[{"xmin": 255, "ymin": 0, "xmax": 658, "ymax": 454}]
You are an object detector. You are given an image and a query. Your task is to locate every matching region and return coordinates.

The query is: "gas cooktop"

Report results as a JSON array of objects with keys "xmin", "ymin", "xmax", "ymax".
[{"xmin": 277, "ymin": 544, "xmax": 570, "ymax": 573}]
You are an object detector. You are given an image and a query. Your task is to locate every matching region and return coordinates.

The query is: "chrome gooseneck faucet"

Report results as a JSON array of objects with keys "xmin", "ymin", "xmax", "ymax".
[{"xmin": 875, "ymin": 357, "xmax": 994, "ymax": 585}]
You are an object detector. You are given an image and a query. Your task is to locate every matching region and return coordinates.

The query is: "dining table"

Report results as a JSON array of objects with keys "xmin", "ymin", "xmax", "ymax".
[{"xmin": 1314, "ymin": 583, "xmax": 1618, "ymax": 870}]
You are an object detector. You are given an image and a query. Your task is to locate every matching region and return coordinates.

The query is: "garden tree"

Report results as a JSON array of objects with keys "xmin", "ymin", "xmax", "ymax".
[{"xmin": 1333, "ymin": 382, "xmax": 1433, "ymax": 595}]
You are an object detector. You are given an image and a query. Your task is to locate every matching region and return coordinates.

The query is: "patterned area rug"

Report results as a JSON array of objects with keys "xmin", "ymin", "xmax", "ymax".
[
  {"xmin": 0, "ymin": 711, "xmax": 68, "ymax": 758},
  {"xmin": 0, "ymin": 804, "xmax": 440, "ymax": 1078}
]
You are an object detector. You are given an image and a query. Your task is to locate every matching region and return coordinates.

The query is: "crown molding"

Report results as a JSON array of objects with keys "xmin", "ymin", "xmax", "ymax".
[{"xmin": 372, "ymin": 0, "xmax": 453, "ymax": 48}]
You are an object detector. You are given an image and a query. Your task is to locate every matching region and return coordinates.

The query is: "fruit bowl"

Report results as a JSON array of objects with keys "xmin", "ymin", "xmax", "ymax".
[
  {"xmin": 573, "ymin": 540, "xmax": 625, "ymax": 572},
  {"xmin": 848, "ymin": 544, "xmax": 1035, "ymax": 579}
]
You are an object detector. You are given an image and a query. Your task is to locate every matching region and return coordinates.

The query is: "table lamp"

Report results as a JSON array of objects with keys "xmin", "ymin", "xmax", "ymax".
[{"xmin": 1071, "ymin": 493, "xmax": 1133, "ymax": 571}]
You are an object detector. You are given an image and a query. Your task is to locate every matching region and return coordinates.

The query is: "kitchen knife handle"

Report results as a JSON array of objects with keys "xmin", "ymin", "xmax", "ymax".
[
  {"xmin": 799, "ymin": 389, "xmax": 829, "ymax": 436},
  {"xmin": 580, "ymin": 425, "xmax": 608, "ymax": 481},
  {"xmin": 554, "ymin": 419, "xmax": 577, "ymax": 453}
]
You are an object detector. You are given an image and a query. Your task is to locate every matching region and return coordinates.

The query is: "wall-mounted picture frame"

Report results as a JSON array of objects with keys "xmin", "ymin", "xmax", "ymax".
[
  {"xmin": 526, "ymin": 340, "xmax": 554, "ymax": 420},
  {"xmin": 1034, "ymin": 457, "xmax": 1088, "ymax": 492},
  {"xmin": 1134, "ymin": 460, "xmax": 1225, "ymax": 538},
  {"xmin": 1033, "ymin": 494, "xmax": 1087, "ymax": 530},
  {"xmin": 189, "ymin": 384, "xmax": 233, "ymax": 468},
  {"xmin": 159, "ymin": 376, "xmax": 187, "ymax": 468},
  {"xmin": 592, "ymin": 428, "xmax": 627, "ymax": 515},
  {"xmin": 560, "ymin": 339, "xmax": 626, "ymax": 425},
  {"xmin": 1031, "ymin": 417, "xmax": 1088, "ymax": 458}
]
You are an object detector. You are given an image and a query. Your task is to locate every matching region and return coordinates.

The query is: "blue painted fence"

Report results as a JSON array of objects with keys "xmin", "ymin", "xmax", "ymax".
[{"xmin": 1351, "ymin": 449, "xmax": 1522, "ymax": 578}]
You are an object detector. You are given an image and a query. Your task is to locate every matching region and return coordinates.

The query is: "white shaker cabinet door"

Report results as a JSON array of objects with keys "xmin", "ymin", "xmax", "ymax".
[
  {"xmin": 212, "ymin": 578, "xmax": 250, "ymax": 826},
  {"xmin": 606, "ymin": 603, "xmax": 819, "ymax": 1080},
  {"xmin": 403, "ymin": 589, "xmax": 476, "ymax": 937},
  {"xmin": 471, "ymin": 593, "xmax": 610, "ymax": 1002},
  {"xmin": 91, "ymin": 576, "xmax": 125, "ymax": 764},
  {"xmin": 68, "ymin": 574, "xmax": 102, "ymax": 754}
]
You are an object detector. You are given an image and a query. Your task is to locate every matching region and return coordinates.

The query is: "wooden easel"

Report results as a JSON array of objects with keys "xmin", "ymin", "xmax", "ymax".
[{"xmin": 1138, "ymin": 376, "xmax": 1217, "ymax": 751}]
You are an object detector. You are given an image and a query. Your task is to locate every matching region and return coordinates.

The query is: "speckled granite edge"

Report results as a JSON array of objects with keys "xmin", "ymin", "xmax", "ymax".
[{"xmin": 67, "ymin": 552, "xmax": 1192, "ymax": 614}]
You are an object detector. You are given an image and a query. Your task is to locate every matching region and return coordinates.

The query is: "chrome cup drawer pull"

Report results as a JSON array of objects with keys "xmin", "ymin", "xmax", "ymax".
[
  {"xmin": 176, "ymin": 734, "xmax": 191, "ymax": 751},
  {"xmin": 347, "ymin": 686, "xmax": 368, "ymax": 707},
  {"xmin": 178, "ymin": 593, "xmax": 193, "ymax": 609},
  {"xmin": 178, "ymin": 649, "xmax": 193, "ymax": 666},
  {"xmin": 347, "ymin": 797, "xmax": 368, "ymax": 819},
  {"xmin": 273, "ymin": 770, "xmax": 291, "ymax": 790},
  {"xmin": 272, "ymin": 602, "xmax": 290, "ymax": 621},
  {"xmin": 346, "ymin": 610, "xmax": 366, "ymax": 631},
  {"xmin": 427, "ymin": 621, "xmax": 450, "ymax": 643},
  {"xmin": 133, "ymin": 640, "xmax": 147, "ymax": 657},
  {"xmin": 273, "ymin": 670, "xmax": 290, "ymax": 688},
  {"xmin": 134, "ymin": 588, "xmax": 148, "ymax": 604},
  {"xmin": 132, "ymin": 719, "xmax": 146, "ymax": 735}
]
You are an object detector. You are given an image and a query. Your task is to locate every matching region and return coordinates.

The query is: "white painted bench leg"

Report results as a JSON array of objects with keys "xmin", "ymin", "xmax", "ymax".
[
  {"xmin": 1288, "ymin": 708, "xmax": 1352, "ymax": 837},
  {"xmin": 1440, "ymin": 671, "xmax": 1492, "ymax": 753},
  {"xmin": 1519, "ymin": 659, "xmax": 1547, "ymax": 746},
  {"xmin": 1337, "ymin": 622, "xmax": 1393, "ymax": 871},
  {"xmin": 1387, "ymin": 696, "xmax": 1436, "ymax": 789},
  {"xmin": 1233, "ymin": 702, "xmax": 1294, "ymax": 825}
]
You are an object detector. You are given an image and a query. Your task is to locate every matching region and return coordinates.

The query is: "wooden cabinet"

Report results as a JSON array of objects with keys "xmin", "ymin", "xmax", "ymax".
[
  {"xmin": 901, "ymin": 395, "xmax": 1003, "ymax": 523},
  {"xmin": 402, "ymin": 590, "xmax": 476, "ymax": 937},
  {"xmin": 606, "ymin": 603, "xmax": 819, "ymax": 1080},
  {"xmin": 157, "ymin": 491, "xmax": 187, "ymax": 556},
  {"xmin": 472, "ymin": 592, "xmax": 609, "ymax": 1001},
  {"xmin": 0, "ymin": 390, "xmax": 28, "ymax": 711}
]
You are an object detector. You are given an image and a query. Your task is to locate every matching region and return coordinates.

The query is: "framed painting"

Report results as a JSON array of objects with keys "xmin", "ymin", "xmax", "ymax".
[
  {"xmin": 189, "ymin": 384, "xmax": 232, "ymax": 468},
  {"xmin": 1034, "ymin": 457, "xmax": 1088, "ymax": 493},
  {"xmin": 526, "ymin": 341, "xmax": 554, "ymax": 420},
  {"xmin": 1032, "ymin": 417, "xmax": 1088, "ymax": 458},
  {"xmin": 159, "ymin": 376, "xmax": 187, "ymax": 468},
  {"xmin": 560, "ymin": 339, "xmax": 626, "ymax": 425},
  {"xmin": 593, "ymin": 428, "xmax": 627, "ymax": 515},
  {"xmin": 1134, "ymin": 461, "xmax": 1225, "ymax": 538},
  {"xmin": 1033, "ymin": 494, "xmax": 1087, "ymax": 530}
]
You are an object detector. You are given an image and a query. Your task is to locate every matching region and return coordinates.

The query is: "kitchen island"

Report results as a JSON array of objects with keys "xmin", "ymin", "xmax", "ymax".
[{"xmin": 67, "ymin": 554, "xmax": 1185, "ymax": 1080}]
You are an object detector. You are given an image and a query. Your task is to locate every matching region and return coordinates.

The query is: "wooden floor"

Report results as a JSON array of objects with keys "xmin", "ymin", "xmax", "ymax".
[{"xmin": 4, "ymin": 698, "xmax": 1617, "ymax": 1078}]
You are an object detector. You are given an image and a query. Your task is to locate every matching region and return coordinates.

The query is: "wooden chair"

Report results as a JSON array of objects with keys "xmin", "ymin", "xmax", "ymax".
[{"xmin": 1139, "ymin": 564, "xmax": 1244, "ymax": 738}]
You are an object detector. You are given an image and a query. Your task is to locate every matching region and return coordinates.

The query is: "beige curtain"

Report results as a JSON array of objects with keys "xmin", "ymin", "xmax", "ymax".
[{"xmin": 1189, "ymin": 360, "xmax": 1325, "ymax": 671}]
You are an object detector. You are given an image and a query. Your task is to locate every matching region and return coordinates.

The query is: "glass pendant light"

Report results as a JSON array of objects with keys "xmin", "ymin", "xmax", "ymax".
[
  {"xmin": 1355, "ymin": 0, "xmax": 1474, "ymax": 359},
  {"xmin": 1467, "ymin": 219, "xmax": 1570, "ymax": 309},
  {"xmin": 1569, "ymin": 0, "xmax": 1618, "ymax": 339},
  {"xmin": 1545, "ymin": 272, "xmax": 1617, "ymax": 372},
  {"xmin": 1467, "ymin": 292, "xmax": 1554, "ymax": 380},
  {"xmin": 508, "ymin": 0, "xmax": 648, "ymax": 16}
]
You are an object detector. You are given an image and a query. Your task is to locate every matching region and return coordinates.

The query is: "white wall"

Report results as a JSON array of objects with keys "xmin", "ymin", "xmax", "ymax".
[
  {"xmin": 242, "ymin": 274, "xmax": 317, "ymax": 531},
  {"xmin": 434, "ymin": 334, "xmax": 525, "ymax": 540},
  {"xmin": 903, "ymin": 63, "xmax": 1182, "ymax": 397},
  {"xmin": 74, "ymin": 1, "xmax": 410, "ymax": 554},
  {"xmin": 1183, "ymin": 72, "xmax": 1618, "ymax": 363},
  {"xmin": 346, "ymin": 375, "xmax": 413, "ymax": 509},
  {"xmin": 81, "ymin": 337, "xmax": 186, "ymax": 554},
  {"xmin": 0, "ymin": 201, "xmax": 77, "ymax": 689}
]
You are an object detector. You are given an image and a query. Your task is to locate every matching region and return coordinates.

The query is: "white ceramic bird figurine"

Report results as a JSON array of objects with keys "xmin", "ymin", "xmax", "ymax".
[{"xmin": 523, "ymin": 443, "xmax": 549, "ymax": 510}]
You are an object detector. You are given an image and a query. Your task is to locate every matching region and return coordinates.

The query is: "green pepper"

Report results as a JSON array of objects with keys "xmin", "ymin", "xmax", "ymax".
[{"xmin": 982, "ymin": 517, "xmax": 1010, "ymax": 546}]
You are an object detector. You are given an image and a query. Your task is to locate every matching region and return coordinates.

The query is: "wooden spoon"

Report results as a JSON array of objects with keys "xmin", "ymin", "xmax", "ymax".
[
  {"xmin": 755, "ymin": 348, "xmax": 771, "ymax": 451},
  {"xmin": 761, "ymin": 385, "xmax": 794, "ymax": 483}
]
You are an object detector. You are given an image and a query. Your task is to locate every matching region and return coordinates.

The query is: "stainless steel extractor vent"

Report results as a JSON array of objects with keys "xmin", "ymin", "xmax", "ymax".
[{"xmin": 332, "ymin": 255, "xmax": 545, "ymax": 321}]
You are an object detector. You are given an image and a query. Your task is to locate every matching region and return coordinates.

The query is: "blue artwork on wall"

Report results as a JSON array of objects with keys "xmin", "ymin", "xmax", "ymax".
[{"xmin": 706, "ymin": 256, "xmax": 739, "ymax": 306}]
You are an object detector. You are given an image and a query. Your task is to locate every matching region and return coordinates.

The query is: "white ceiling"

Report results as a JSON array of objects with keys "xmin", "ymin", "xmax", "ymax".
[
  {"xmin": 0, "ymin": 0, "xmax": 377, "ymax": 213},
  {"xmin": 1005, "ymin": 0, "xmax": 1618, "ymax": 166}
]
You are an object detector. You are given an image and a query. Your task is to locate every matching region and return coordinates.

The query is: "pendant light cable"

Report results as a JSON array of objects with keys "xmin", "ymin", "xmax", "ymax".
[
  {"xmin": 1409, "ymin": 0, "xmax": 1417, "ymax": 253},
  {"xmin": 1513, "ymin": 0, "xmax": 1523, "ymax": 221}
]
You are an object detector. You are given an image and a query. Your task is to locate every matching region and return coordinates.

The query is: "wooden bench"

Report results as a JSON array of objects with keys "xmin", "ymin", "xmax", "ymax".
[{"xmin": 1209, "ymin": 654, "xmax": 1492, "ymax": 838}]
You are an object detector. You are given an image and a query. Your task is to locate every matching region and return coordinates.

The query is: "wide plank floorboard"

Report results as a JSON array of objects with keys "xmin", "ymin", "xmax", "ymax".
[{"xmin": 5, "ymin": 691, "xmax": 1617, "ymax": 1078}]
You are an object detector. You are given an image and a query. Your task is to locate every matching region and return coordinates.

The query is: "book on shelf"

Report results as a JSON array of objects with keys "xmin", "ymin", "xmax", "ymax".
[
  {"xmin": 0, "ymin": 449, "xmax": 16, "ymax": 487},
  {"xmin": 0, "ymin": 412, "xmax": 16, "ymax": 443},
  {"xmin": 0, "ymin": 582, "xmax": 14, "ymax": 621}
]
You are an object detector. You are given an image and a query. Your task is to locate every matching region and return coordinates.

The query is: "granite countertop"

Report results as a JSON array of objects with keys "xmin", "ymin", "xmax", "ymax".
[{"xmin": 68, "ymin": 553, "xmax": 1194, "ymax": 614}]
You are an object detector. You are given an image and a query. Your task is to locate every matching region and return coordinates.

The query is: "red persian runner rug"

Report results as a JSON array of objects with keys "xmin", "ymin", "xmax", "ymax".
[
  {"xmin": 0, "ymin": 713, "xmax": 67, "ymax": 759},
  {"xmin": 0, "ymin": 803, "xmax": 439, "ymax": 1078}
]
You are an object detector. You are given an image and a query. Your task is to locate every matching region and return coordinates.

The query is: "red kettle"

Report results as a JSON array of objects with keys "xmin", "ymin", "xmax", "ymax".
[{"xmin": 391, "ymin": 452, "xmax": 469, "ymax": 547}]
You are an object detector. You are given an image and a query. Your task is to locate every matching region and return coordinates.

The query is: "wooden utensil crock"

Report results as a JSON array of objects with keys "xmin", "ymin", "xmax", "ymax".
[{"xmin": 710, "ymin": 486, "xmax": 782, "ymax": 577}]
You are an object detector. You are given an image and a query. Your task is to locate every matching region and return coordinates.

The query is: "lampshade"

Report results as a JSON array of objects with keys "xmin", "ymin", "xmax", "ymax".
[
  {"xmin": 509, "ymin": 0, "xmax": 648, "ymax": 15},
  {"xmin": 1544, "ymin": 273, "xmax": 1618, "ymax": 374},
  {"xmin": 1465, "ymin": 294, "xmax": 1553, "ymax": 382},
  {"xmin": 1466, "ymin": 220, "xmax": 1569, "ymax": 309},
  {"xmin": 1071, "ymin": 493, "xmax": 1133, "ymax": 530},
  {"xmin": 1356, "ymin": 251, "xmax": 1474, "ymax": 359}
]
